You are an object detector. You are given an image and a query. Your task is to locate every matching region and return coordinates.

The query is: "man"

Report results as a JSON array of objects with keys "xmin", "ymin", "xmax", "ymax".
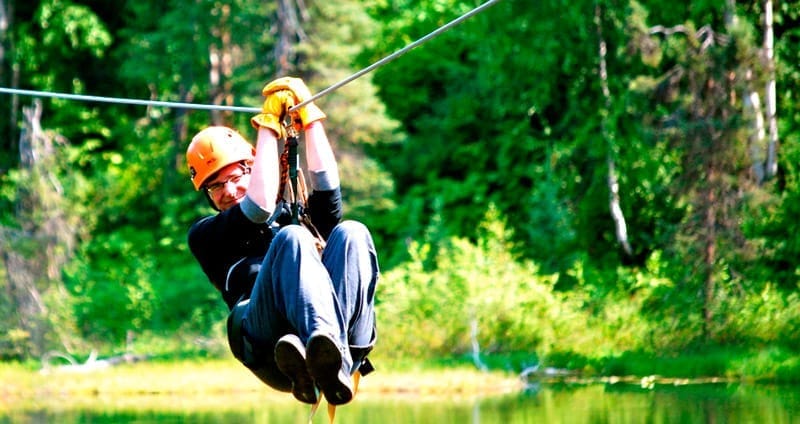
[{"xmin": 185, "ymin": 77, "xmax": 378, "ymax": 406}]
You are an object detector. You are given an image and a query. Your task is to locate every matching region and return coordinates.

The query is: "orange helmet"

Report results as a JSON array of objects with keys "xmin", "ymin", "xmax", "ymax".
[{"xmin": 186, "ymin": 126, "xmax": 255, "ymax": 190}]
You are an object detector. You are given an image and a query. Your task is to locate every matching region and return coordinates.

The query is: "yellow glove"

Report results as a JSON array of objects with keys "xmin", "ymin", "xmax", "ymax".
[
  {"xmin": 261, "ymin": 77, "xmax": 326, "ymax": 130},
  {"xmin": 250, "ymin": 89, "xmax": 295, "ymax": 137}
]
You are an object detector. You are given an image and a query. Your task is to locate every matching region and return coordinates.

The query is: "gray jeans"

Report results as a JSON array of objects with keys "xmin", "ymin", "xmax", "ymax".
[{"xmin": 238, "ymin": 221, "xmax": 378, "ymax": 391}]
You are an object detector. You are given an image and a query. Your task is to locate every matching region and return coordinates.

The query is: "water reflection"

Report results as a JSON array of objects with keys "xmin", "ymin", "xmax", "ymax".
[{"xmin": 5, "ymin": 383, "xmax": 800, "ymax": 423}]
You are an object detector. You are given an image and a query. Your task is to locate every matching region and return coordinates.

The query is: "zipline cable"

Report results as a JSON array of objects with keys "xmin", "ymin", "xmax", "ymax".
[
  {"xmin": 288, "ymin": 0, "xmax": 501, "ymax": 112},
  {"xmin": 0, "ymin": 87, "xmax": 261, "ymax": 112},
  {"xmin": 0, "ymin": 0, "xmax": 502, "ymax": 112}
]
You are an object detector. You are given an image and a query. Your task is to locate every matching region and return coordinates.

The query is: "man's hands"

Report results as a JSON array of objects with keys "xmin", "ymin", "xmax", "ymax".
[
  {"xmin": 251, "ymin": 76, "xmax": 326, "ymax": 136},
  {"xmin": 261, "ymin": 77, "xmax": 326, "ymax": 131},
  {"xmin": 250, "ymin": 89, "xmax": 295, "ymax": 137}
]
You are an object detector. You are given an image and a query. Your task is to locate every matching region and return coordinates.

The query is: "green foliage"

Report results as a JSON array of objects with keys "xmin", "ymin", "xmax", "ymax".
[
  {"xmin": 598, "ymin": 345, "xmax": 800, "ymax": 382},
  {"xmin": 604, "ymin": 349, "xmax": 730, "ymax": 378},
  {"xmin": 2, "ymin": 0, "xmax": 800, "ymax": 370},
  {"xmin": 377, "ymin": 206, "xmax": 800, "ymax": 365},
  {"xmin": 14, "ymin": 0, "xmax": 112, "ymax": 88},
  {"xmin": 38, "ymin": 1, "xmax": 112, "ymax": 57},
  {"xmin": 713, "ymin": 285, "xmax": 800, "ymax": 350},
  {"xmin": 375, "ymin": 208, "xmax": 678, "ymax": 364},
  {"xmin": 363, "ymin": 0, "xmax": 647, "ymax": 271},
  {"xmin": 378, "ymin": 207, "xmax": 563, "ymax": 359},
  {"xmin": 732, "ymin": 346, "xmax": 800, "ymax": 383},
  {"xmin": 63, "ymin": 222, "xmax": 225, "ymax": 346},
  {"xmin": 64, "ymin": 228, "xmax": 156, "ymax": 343}
]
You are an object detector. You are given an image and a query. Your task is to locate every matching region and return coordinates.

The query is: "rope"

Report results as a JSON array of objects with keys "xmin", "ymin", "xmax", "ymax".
[{"xmin": 0, "ymin": 0, "xmax": 502, "ymax": 112}]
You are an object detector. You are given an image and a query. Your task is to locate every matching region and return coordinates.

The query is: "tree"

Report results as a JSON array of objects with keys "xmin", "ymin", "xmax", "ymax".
[
  {"xmin": 596, "ymin": 1, "xmax": 633, "ymax": 257},
  {"xmin": 0, "ymin": 101, "xmax": 84, "ymax": 358},
  {"xmin": 629, "ymin": 14, "xmax": 763, "ymax": 340}
]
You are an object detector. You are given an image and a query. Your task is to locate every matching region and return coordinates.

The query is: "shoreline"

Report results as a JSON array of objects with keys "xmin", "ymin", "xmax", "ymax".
[
  {"xmin": 2, "ymin": 358, "xmax": 522, "ymax": 402},
  {"xmin": 1, "ymin": 355, "xmax": 789, "ymax": 406}
]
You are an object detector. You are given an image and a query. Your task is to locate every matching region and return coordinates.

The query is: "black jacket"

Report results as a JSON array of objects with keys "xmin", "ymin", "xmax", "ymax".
[{"xmin": 188, "ymin": 188, "xmax": 342, "ymax": 309}]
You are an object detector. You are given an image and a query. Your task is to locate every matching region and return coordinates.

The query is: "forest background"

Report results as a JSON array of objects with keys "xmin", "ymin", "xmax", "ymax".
[{"xmin": 2, "ymin": 0, "xmax": 800, "ymax": 381}]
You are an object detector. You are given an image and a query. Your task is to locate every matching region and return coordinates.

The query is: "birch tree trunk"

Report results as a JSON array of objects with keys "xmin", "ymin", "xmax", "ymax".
[
  {"xmin": 764, "ymin": 0, "xmax": 778, "ymax": 179},
  {"xmin": 745, "ymin": 80, "xmax": 766, "ymax": 184},
  {"xmin": 739, "ymin": 1, "xmax": 776, "ymax": 185},
  {"xmin": 595, "ymin": 2, "xmax": 632, "ymax": 256}
]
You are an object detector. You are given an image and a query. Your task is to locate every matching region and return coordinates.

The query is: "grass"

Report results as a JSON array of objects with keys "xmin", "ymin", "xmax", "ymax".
[
  {"xmin": 591, "ymin": 346, "xmax": 800, "ymax": 383},
  {"xmin": 4, "ymin": 344, "xmax": 799, "ymax": 415},
  {"xmin": 0, "ymin": 355, "xmax": 522, "ymax": 411}
]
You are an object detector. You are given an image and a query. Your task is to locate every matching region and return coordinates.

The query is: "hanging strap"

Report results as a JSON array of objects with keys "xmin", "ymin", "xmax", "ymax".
[
  {"xmin": 276, "ymin": 132, "xmax": 302, "ymax": 225},
  {"xmin": 275, "ymin": 109, "xmax": 302, "ymax": 224},
  {"xmin": 287, "ymin": 134, "xmax": 301, "ymax": 224}
]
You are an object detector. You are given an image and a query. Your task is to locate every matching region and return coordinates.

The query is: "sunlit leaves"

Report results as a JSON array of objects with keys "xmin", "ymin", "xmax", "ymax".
[{"xmin": 38, "ymin": 0, "xmax": 112, "ymax": 56}]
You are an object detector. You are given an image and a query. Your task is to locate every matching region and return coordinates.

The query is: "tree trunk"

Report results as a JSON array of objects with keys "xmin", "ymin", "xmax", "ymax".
[
  {"xmin": 595, "ymin": 2, "xmax": 632, "ymax": 256},
  {"xmin": 724, "ymin": 0, "xmax": 737, "ymax": 26},
  {"xmin": 764, "ymin": 0, "xmax": 778, "ymax": 179},
  {"xmin": 745, "ymin": 86, "xmax": 766, "ymax": 184},
  {"xmin": 275, "ymin": 0, "xmax": 308, "ymax": 76},
  {"xmin": 209, "ymin": 2, "xmax": 233, "ymax": 125},
  {"xmin": 701, "ymin": 178, "xmax": 717, "ymax": 340},
  {"xmin": 2, "ymin": 101, "xmax": 51, "ymax": 357}
]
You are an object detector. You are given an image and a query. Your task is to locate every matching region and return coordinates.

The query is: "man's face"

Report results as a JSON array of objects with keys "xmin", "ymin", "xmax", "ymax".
[{"xmin": 203, "ymin": 163, "xmax": 251, "ymax": 211}]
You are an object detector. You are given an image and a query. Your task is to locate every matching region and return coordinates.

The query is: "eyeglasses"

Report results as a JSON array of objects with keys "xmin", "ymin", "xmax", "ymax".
[{"xmin": 204, "ymin": 167, "xmax": 251, "ymax": 195}]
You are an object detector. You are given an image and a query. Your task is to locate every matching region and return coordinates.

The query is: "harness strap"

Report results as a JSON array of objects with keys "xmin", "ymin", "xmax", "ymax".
[
  {"xmin": 287, "ymin": 134, "xmax": 301, "ymax": 224},
  {"xmin": 277, "ymin": 121, "xmax": 327, "ymax": 252},
  {"xmin": 277, "ymin": 135, "xmax": 301, "ymax": 224}
]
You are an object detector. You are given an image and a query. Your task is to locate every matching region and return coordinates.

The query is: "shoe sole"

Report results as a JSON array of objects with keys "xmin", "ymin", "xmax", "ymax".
[
  {"xmin": 306, "ymin": 334, "xmax": 353, "ymax": 405},
  {"xmin": 275, "ymin": 338, "xmax": 318, "ymax": 404}
]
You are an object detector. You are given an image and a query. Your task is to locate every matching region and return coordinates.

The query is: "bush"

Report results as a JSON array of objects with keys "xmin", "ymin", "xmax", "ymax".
[{"xmin": 377, "ymin": 207, "xmax": 581, "ymax": 362}]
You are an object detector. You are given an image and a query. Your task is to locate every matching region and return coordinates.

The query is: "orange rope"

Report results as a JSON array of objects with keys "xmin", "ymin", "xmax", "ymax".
[{"xmin": 306, "ymin": 371, "xmax": 362, "ymax": 424}]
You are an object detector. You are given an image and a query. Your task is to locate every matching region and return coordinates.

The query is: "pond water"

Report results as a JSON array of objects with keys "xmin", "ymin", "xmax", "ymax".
[{"xmin": 4, "ymin": 382, "xmax": 800, "ymax": 423}]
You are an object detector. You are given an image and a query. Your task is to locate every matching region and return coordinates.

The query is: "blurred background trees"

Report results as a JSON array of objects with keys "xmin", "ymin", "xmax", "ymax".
[{"xmin": 2, "ymin": 0, "xmax": 799, "ymax": 364}]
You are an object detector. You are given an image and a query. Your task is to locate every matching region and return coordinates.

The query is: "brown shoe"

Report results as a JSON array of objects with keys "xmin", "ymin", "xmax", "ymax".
[
  {"xmin": 275, "ymin": 334, "xmax": 318, "ymax": 404},
  {"xmin": 306, "ymin": 332, "xmax": 353, "ymax": 405}
]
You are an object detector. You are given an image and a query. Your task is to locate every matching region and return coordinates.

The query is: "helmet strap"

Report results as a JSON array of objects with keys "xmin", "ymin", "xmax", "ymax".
[{"xmin": 203, "ymin": 190, "xmax": 220, "ymax": 212}]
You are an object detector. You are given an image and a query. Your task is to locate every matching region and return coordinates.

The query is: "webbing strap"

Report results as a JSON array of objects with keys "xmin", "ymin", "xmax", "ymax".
[
  {"xmin": 276, "ymin": 133, "xmax": 303, "ymax": 220},
  {"xmin": 307, "ymin": 397, "xmax": 322, "ymax": 423},
  {"xmin": 287, "ymin": 134, "xmax": 301, "ymax": 224},
  {"xmin": 276, "ymin": 141, "xmax": 291, "ymax": 206}
]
